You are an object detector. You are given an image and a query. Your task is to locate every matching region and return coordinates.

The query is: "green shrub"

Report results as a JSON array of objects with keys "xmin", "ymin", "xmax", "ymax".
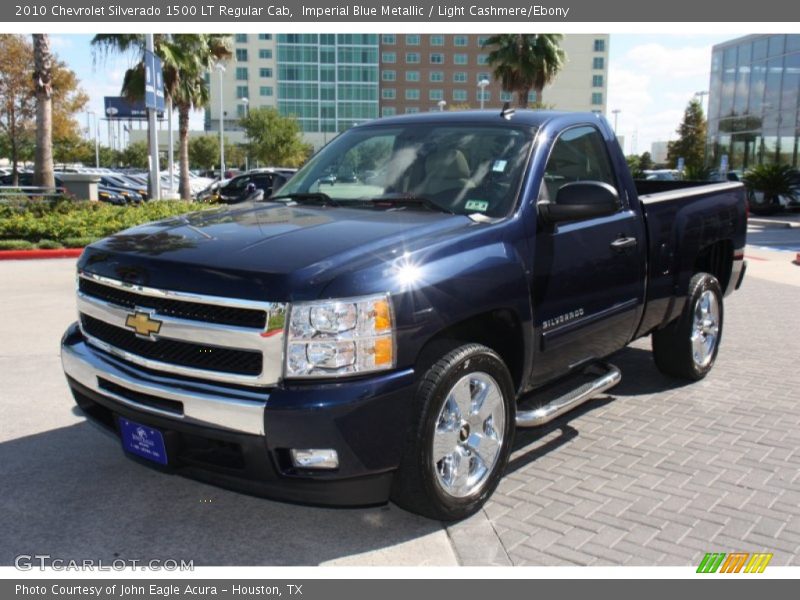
[
  {"xmin": 0, "ymin": 199, "xmax": 213, "ymax": 245},
  {"xmin": 0, "ymin": 239, "xmax": 35, "ymax": 250},
  {"xmin": 63, "ymin": 236, "xmax": 96, "ymax": 248},
  {"xmin": 36, "ymin": 239, "xmax": 64, "ymax": 249}
]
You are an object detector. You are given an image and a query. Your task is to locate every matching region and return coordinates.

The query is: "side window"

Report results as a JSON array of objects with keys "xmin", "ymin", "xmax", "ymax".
[
  {"xmin": 539, "ymin": 126, "xmax": 616, "ymax": 204},
  {"xmin": 255, "ymin": 175, "xmax": 273, "ymax": 191}
]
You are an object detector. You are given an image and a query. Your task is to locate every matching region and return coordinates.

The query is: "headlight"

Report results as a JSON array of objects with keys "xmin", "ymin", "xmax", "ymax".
[{"xmin": 285, "ymin": 294, "xmax": 394, "ymax": 378}]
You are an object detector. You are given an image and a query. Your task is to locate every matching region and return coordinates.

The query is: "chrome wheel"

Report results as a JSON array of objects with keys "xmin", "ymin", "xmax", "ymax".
[
  {"xmin": 691, "ymin": 289, "xmax": 720, "ymax": 368},
  {"xmin": 432, "ymin": 372, "xmax": 506, "ymax": 499}
]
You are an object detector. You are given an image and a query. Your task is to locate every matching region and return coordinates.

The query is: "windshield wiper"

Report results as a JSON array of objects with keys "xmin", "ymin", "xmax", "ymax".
[
  {"xmin": 365, "ymin": 194, "xmax": 454, "ymax": 214},
  {"xmin": 267, "ymin": 192, "xmax": 342, "ymax": 207}
]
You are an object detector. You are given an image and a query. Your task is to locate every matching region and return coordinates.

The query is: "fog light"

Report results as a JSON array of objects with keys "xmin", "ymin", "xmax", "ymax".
[{"xmin": 290, "ymin": 449, "xmax": 339, "ymax": 470}]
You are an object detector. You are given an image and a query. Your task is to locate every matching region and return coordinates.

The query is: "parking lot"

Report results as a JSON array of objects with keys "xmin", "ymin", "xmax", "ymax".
[{"xmin": 1, "ymin": 240, "xmax": 799, "ymax": 567}]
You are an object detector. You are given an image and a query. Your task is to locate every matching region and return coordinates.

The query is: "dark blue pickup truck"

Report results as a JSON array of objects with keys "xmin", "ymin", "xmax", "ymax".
[{"xmin": 62, "ymin": 110, "xmax": 747, "ymax": 520}]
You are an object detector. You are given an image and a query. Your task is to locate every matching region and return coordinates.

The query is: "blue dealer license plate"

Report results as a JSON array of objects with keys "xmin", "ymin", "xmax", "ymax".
[{"xmin": 119, "ymin": 418, "xmax": 168, "ymax": 465}]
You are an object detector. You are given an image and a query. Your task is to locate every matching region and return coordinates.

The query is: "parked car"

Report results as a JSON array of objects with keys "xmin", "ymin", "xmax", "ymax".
[
  {"xmin": 215, "ymin": 170, "xmax": 292, "ymax": 204},
  {"xmin": 643, "ymin": 169, "xmax": 680, "ymax": 181},
  {"xmin": 62, "ymin": 110, "xmax": 747, "ymax": 520},
  {"xmin": 99, "ymin": 174, "xmax": 149, "ymax": 201},
  {"xmin": 1, "ymin": 172, "xmax": 68, "ymax": 200}
]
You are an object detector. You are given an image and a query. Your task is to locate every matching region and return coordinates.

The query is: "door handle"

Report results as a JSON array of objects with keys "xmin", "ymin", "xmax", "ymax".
[{"xmin": 611, "ymin": 236, "xmax": 638, "ymax": 252}]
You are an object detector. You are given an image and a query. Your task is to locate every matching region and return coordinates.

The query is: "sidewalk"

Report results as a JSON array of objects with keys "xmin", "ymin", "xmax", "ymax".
[
  {"xmin": 0, "ymin": 258, "xmax": 459, "ymax": 567},
  {"xmin": 745, "ymin": 246, "xmax": 800, "ymax": 287}
]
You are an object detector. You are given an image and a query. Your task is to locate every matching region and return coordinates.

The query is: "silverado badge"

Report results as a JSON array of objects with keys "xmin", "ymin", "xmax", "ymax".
[{"xmin": 125, "ymin": 311, "xmax": 162, "ymax": 338}]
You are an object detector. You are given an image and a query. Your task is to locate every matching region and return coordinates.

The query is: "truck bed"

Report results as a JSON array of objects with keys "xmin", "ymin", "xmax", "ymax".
[{"xmin": 633, "ymin": 181, "xmax": 747, "ymax": 338}]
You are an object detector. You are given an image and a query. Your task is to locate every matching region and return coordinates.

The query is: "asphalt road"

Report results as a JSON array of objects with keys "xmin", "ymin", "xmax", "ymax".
[{"xmin": 747, "ymin": 221, "xmax": 800, "ymax": 252}]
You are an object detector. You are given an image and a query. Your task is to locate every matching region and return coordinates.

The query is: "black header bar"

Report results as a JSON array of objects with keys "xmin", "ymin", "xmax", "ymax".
[{"xmin": 3, "ymin": 0, "xmax": 799, "ymax": 23}]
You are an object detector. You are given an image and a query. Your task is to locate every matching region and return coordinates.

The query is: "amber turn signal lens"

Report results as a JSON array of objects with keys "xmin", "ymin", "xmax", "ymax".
[
  {"xmin": 373, "ymin": 337, "xmax": 393, "ymax": 366},
  {"xmin": 373, "ymin": 299, "xmax": 392, "ymax": 332}
]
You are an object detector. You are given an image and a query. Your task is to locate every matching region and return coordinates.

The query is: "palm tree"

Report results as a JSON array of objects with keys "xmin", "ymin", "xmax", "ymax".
[
  {"xmin": 32, "ymin": 34, "xmax": 55, "ymax": 189},
  {"xmin": 483, "ymin": 34, "xmax": 566, "ymax": 109},
  {"xmin": 743, "ymin": 164, "xmax": 800, "ymax": 215},
  {"xmin": 92, "ymin": 34, "xmax": 231, "ymax": 200}
]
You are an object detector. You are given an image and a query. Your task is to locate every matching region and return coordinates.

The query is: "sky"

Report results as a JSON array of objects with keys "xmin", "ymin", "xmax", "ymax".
[
  {"xmin": 52, "ymin": 33, "xmax": 735, "ymax": 156},
  {"xmin": 606, "ymin": 33, "xmax": 733, "ymax": 156}
]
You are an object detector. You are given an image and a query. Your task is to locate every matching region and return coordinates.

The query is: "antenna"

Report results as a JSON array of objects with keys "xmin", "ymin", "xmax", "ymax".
[{"xmin": 500, "ymin": 102, "xmax": 515, "ymax": 120}]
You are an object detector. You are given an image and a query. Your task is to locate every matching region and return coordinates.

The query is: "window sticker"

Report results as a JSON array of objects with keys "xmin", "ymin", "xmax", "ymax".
[
  {"xmin": 492, "ymin": 159, "xmax": 508, "ymax": 173},
  {"xmin": 465, "ymin": 199, "xmax": 490, "ymax": 212}
]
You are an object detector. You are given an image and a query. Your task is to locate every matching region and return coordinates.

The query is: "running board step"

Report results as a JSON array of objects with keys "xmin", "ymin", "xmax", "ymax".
[{"xmin": 516, "ymin": 362, "xmax": 621, "ymax": 428}]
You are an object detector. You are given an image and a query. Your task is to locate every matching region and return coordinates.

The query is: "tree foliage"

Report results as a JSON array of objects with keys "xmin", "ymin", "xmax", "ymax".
[
  {"xmin": 667, "ymin": 99, "xmax": 707, "ymax": 171},
  {"xmin": 188, "ymin": 135, "xmax": 220, "ymax": 170},
  {"xmin": 483, "ymin": 34, "xmax": 565, "ymax": 108},
  {"xmin": 186, "ymin": 135, "xmax": 246, "ymax": 170},
  {"xmin": 119, "ymin": 141, "xmax": 149, "ymax": 169},
  {"xmin": 638, "ymin": 151, "xmax": 654, "ymax": 172},
  {"xmin": 626, "ymin": 155, "xmax": 643, "ymax": 179},
  {"xmin": 241, "ymin": 108, "xmax": 312, "ymax": 167},
  {"xmin": 743, "ymin": 163, "xmax": 800, "ymax": 213},
  {"xmin": 225, "ymin": 140, "xmax": 246, "ymax": 170},
  {"xmin": 92, "ymin": 34, "xmax": 231, "ymax": 198},
  {"xmin": 0, "ymin": 35, "xmax": 88, "ymax": 184}
]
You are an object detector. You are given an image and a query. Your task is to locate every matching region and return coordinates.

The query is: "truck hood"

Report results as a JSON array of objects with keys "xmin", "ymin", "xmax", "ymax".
[{"xmin": 79, "ymin": 201, "xmax": 474, "ymax": 301}]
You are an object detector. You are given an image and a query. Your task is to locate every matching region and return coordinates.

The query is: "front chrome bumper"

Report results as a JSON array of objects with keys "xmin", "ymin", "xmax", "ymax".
[{"xmin": 61, "ymin": 325, "xmax": 268, "ymax": 436}]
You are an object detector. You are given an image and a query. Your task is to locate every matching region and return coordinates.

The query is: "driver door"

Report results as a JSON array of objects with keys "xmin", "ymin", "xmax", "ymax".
[{"xmin": 529, "ymin": 125, "xmax": 646, "ymax": 385}]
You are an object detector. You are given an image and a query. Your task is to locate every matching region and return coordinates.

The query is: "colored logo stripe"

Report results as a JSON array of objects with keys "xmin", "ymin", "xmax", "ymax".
[
  {"xmin": 697, "ymin": 553, "xmax": 726, "ymax": 573},
  {"xmin": 697, "ymin": 552, "xmax": 773, "ymax": 573},
  {"xmin": 744, "ymin": 553, "xmax": 773, "ymax": 573},
  {"xmin": 720, "ymin": 553, "xmax": 749, "ymax": 573}
]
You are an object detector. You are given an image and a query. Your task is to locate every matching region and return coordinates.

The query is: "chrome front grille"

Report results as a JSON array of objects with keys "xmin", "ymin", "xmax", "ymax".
[{"xmin": 76, "ymin": 271, "xmax": 287, "ymax": 386}]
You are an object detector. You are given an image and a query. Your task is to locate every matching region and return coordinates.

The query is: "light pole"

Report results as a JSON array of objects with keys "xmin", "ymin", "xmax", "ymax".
[
  {"xmin": 612, "ymin": 109, "xmax": 621, "ymax": 133},
  {"xmin": 216, "ymin": 62, "xmax": 226, "ymax": 178},
  {"xmin": 87, "ymin": 111, "xmax": 99, "ymax": 168},
  {"xmin": 106, "ymin": 106, "xmax": 119, "ymax": 149},
  {"xmin": 167, "ymin": 98, "xmax": 174, "ymax": 193},
  {"xmin": 478, "ymin": 78, "xmax": 490, "ymax": 110},
  {"xmin": 437, "ymin": 99, "xmax": 447, "ymax": 112},
  {"xmin": 694, "ymin": 90, "xmax": 709, "ymax": 110},
  {"xmin": 693, "ymin": 91, "xmax": 713, "ymax": 167},
  {"xmin": 145, "ymin": 34, "xmax": 161, "ymax": 201},
  {"xmin": 241, "ymin": 97, "xmax": 249, "ymax": 171}
]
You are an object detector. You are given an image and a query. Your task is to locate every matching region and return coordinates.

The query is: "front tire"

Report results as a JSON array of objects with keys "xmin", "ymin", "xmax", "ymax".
[
  {"xmin": 391, "ymin": 344, "xmax": 516, "ymax": 521},
  {"xmin": 652, "ymin": 272, "xmax": 724, "ymax": 380}
]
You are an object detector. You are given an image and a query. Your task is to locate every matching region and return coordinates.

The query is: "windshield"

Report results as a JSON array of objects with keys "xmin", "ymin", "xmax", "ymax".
[{"xmin": 276, "ymin": 123, "xmax": 535, "ymax": 218}]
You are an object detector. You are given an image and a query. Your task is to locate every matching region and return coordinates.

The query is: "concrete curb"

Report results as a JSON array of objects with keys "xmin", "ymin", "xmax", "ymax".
[
  {"xmin": 748, "ymin": 217, "xmax": 799, "ymax": 229},
  {"xmin": 0, "ymin": 248, "xmax": 83, "ymax": 260},
  {"xmin": 446, "ymin": 509, "xmax": 512, "ymax": 566}
]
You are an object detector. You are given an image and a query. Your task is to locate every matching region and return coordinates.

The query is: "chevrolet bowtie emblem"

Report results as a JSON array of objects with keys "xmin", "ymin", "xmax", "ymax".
[{"xmin": 125, "ymin": 311, "xmax": 162, "ymax": 338}]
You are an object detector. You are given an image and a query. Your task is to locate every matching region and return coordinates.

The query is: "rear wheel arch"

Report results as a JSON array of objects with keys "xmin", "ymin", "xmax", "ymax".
[{"xmin": 693, "ymin": 239, "xmax": 733, "ymax": 293}]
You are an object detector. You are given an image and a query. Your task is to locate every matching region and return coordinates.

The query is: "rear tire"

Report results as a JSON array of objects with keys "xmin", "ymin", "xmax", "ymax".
[
  {"xmin": 652, "ymin": 272, "xmax": 723, "ymax": 380},
  {"xmin": 391, "ymin": 344, "xmax": 515, "ymax": 521}
]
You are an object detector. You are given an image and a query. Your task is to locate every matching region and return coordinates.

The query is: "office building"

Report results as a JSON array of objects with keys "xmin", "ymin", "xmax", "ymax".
[
  {"xmin": 206, "ymin": 34, "xmax": 379, "ymax": 149},
  {"xmin": 651, "ymin": 141, "xmax": 669, "ymax": 165},
  {"xmin": 378, "ymin": 34, "xmax": 609, "ymax": 116},
  {"xmin": 707, "ymin": 34, "xmax": 800, "ymax": 169},
  {"xmin": 207, "ymin": 34, "xmax": 609, "ymax": 150},
  {"xmin": 276, "ymin": 34, "xmax": 379, "ymax": 148},
  {"xmin": 206, "ymin": 33, "xmax": 277, "ymax": 140}
]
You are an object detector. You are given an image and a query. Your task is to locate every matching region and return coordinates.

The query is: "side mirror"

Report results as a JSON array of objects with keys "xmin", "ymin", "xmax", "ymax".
[{"xmin": 539, "ymin": 181, "xmax": 620, "ymax": 224}]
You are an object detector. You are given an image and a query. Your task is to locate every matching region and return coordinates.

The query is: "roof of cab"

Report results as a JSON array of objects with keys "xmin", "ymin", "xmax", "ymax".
[{"xmin": 356, "ymin": 109, "xmax": 603, "ymax": 129}]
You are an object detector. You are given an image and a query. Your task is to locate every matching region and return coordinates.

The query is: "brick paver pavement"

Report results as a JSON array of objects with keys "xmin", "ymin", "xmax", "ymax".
[{"xmin": 449, "ymin": 274, "xmax": 800, "ymax": 565}]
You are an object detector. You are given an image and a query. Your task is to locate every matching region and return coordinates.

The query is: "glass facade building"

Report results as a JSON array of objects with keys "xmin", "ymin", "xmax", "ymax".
[
  {"xmin": 276, "ymin": 34, "xmax": 379, "ymax": 133},
  {"xmin": 708, "ymin": 34, "xmax": 800, "ymax": 169}
]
